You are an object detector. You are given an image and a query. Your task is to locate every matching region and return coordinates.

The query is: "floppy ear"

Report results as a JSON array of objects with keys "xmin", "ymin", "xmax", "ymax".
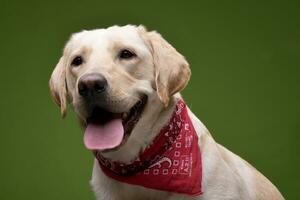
[
  {"xmin": 144, "ymin": 28, "xmax": 191, "ymax": 107},
  {"xmin": 49, "ymin": 56, "xmax": 68, "ymax": 117}
]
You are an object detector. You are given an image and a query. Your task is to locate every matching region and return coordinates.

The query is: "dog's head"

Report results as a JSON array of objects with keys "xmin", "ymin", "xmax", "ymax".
[{"xmin": 49, "ymin": 25, "xmax": 190, "ymax": 151}]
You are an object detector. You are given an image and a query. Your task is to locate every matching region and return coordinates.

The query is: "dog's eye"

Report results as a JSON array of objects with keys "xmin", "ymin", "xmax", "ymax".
[
  {"xmin": 119, "ymin": 49, "xmax": 136, "ymax": 59},
  {"xmin": 71, "ymin": 56, "xmax": 83, "ymax": 66}
]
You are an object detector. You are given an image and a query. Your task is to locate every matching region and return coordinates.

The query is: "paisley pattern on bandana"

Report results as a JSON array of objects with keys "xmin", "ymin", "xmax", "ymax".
[{"xmin": 94, "ymin": 99, "xmax": 203, "ymax": 196}]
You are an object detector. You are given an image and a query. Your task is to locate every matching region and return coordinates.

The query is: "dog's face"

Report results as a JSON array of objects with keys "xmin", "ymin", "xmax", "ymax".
[{"xmin": 49, "ymin": 25, "xmax": 190, "ymax": 151}]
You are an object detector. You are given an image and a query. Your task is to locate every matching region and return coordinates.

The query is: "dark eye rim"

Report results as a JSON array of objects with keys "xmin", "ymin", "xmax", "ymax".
[
  {"xmin": 71, "ymin": 56, "xmax": 84, "ymax": 66},
  {"xmin": 119, "ymin": 49, "xmax": 137, "ymax": 59}
]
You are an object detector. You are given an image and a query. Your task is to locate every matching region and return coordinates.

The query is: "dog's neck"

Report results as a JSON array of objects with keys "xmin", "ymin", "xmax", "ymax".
[{"xmin": 101, "ymin": 94, "xmax": 177, "ymax": 163}]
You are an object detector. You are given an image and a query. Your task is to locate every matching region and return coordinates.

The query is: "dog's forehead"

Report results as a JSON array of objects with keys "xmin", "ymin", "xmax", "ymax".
[{"xmin": 67, "ymin": 26, "xmax": 146, "ymax": 52}]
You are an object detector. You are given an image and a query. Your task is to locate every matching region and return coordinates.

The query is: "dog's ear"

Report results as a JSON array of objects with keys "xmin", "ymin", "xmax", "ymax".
[
  {"xmin": 139, "ymin": 26, "xmax": 191, "ymax": 107},
  {"xmin": 49, "ymin": 56, "xmax": 68, "ymax": 117}
]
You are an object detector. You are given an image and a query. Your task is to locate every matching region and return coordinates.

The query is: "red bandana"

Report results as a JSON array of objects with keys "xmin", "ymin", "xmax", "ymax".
[{"xmin": 93, "ymin": 99, "xmax": 203, "ymax": 196}]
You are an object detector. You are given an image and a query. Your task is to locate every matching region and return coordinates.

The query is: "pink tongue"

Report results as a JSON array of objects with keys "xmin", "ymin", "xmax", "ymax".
[{"xmin": 84, "ymin": 119, "xmax": 124, "ymax": 150}]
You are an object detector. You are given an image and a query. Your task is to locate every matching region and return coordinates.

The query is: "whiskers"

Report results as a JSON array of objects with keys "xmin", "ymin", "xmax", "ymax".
[{"xmin": 116, "ymin": 88, "xmax": 140, "ymax": 104}]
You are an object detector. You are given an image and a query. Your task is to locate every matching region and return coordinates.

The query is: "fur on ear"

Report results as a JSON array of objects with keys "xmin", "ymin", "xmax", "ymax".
[
  {"xmin": 49, "ymin": 57, "xmax": 68, "ymax": 117},
  {"xmin": 139, "ymin": 26, "xmax": 191, "ymax": 107}
]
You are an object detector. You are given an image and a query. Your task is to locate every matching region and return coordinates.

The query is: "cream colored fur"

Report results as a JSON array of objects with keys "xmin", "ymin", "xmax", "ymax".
[{"xmin": 49, "ymin": 25, "xmax": 284, "ymax": 200}]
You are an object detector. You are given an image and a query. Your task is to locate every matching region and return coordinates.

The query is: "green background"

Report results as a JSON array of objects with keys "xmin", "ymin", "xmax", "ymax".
[{"xmin": 0, "ymin": 0, "xmax": 299, "ymax": 199}]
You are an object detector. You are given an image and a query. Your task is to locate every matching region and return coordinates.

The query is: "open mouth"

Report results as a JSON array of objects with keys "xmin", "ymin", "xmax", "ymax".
[{"xmin": 83, "ymin": 95, "xmax": 147, "ymax": 151}]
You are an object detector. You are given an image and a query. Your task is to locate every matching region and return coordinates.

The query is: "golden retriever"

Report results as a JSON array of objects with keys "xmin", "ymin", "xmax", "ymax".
[{"xmin": 49, "ymin": 25, "xmax": 284, "ymax": 200}]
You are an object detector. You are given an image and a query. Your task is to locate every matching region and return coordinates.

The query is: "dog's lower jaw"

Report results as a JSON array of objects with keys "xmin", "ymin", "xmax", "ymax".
[{"xmin": 100, "ymin": 94, "xmax": 178, "ymax": 163}]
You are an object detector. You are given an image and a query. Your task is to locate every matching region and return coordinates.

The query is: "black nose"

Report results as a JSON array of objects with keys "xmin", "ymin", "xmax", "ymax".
[{"xmin": 78, "ymin": 73, "xmax": 108, "ymax": 97}]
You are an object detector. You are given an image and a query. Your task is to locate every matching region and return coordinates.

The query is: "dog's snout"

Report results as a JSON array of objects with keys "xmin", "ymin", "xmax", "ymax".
[{"xmin": 78, "ymin": 73, "xmax": 108, "ymax": 97}]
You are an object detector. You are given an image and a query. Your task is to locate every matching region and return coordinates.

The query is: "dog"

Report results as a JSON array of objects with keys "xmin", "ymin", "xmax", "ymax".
[{"xmin": 49, "ymin": 25, "xmax": 284, "ymax": 200}]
